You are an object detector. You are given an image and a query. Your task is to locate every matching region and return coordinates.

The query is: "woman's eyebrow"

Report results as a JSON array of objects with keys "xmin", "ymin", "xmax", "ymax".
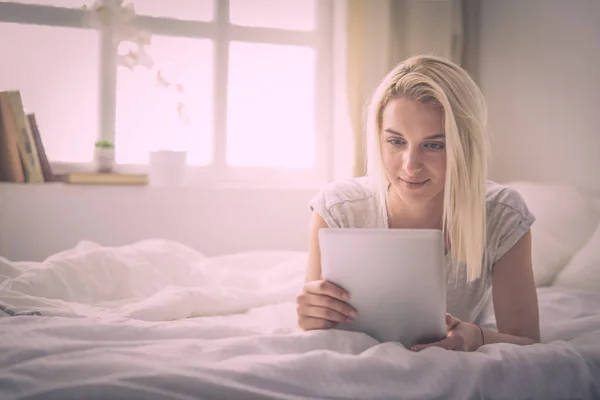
[
  {"xmin": 424, "ymin": 133, "xmax": 446, "ymax": 140},
  {"xmin": 383, "ymin": 129, "xmax": 445, "ymax": 140}
]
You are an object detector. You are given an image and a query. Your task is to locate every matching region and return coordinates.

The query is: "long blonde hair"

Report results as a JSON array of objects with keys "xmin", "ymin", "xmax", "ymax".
[{"xmin": 365, "ymin": 55, "xmax": 490, "ymax": 282}]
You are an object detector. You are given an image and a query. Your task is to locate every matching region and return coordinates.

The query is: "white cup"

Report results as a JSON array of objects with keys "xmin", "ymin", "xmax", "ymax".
[
  {"xmin": 93, "ymin": 147, "xmax": 115, "ymax": 173},
  {"xmin": 148, "ymin": 150, "xmax": 187, "ymax": 187}
]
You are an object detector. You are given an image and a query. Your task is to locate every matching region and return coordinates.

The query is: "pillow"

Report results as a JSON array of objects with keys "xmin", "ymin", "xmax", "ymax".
[
  {"xmin": 552, "ymin": 221, "xmax": 600, "ymax": 292},
  {"xmin": 505, "ymin": 181, "xmax": 600, "ymax": 286}
]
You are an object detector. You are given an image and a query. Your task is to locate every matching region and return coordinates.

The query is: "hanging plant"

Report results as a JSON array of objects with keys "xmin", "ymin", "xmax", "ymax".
[{"xmin": 83, "ymin": 0, "xmax": 190, "ymax": 126}]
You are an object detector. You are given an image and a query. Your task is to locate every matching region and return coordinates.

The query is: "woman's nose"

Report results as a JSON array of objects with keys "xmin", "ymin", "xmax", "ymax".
[{"xmin": 403, "ymin": 148, "xmax": 423, "ymax": 176}]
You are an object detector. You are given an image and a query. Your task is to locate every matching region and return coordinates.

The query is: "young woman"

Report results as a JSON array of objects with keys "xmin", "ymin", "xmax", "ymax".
[{"xmin": 296, "ymin": 55, "xmax": 540, "ymax": 352}]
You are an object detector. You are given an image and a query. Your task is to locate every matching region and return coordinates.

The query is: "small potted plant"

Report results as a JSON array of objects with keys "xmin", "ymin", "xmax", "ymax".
[{"xmin": 94, "ymin": 139, "xmax": 115, "ymax": 173}]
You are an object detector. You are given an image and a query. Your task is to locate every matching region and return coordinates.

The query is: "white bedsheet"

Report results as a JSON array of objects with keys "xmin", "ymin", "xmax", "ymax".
[{"xmin": 0, "ymin": 239, "xmax": 599, "ymax": 400}]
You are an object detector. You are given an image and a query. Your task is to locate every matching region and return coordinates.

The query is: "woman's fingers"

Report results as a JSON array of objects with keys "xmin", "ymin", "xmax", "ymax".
[
  {"xmin": 298, "ymin": 316, "xmax": 336, "ymax": 330},
  {"xmin": 296, "ymin": 301, "xmax": 348, "ymax": 330},
  {"xmin": 411, "ymin": 335, "xmax": 461, "ymax": 352},
  {"xmin": 296, "ymin": 293, "xmax": 355, "ymax": 325},
  {"xmin": 297, "ymin": 280, "xmax": 358, "ymax": 330},
  {"xmin": 411, "ymin": 317, "xmax": 469, "ymax": 352},
  {"xmin": 298, "ymin": 292, "xmax": 357, "ymax": 320},
  {"xmin": 446, "ymin": 313, "xmax": 462, "ymax": 330},
  {"xmin": 300, "ymin": 304, "xmax": 351, "ymax": 324},
  {"xmin": 304, "ymin": 280, "xmax": 351, "ymax": 301}
]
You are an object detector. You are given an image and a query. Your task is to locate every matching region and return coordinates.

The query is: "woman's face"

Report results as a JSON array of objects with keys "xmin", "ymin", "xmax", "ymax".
[{"xmin": 381, "ymin": 98, "xmax": 447, "ymax": 207}]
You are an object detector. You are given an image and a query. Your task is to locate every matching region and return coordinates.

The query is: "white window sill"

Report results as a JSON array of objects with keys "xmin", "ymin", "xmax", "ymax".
[{"xmin": 44, "ymin": 161, "xmax": 329, "ymax": 190}]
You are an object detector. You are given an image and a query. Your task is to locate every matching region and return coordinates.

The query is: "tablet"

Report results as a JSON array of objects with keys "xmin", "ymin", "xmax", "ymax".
[{"xmin": 319, "ymin": 228, "xmax": 447, "ymax": 348}]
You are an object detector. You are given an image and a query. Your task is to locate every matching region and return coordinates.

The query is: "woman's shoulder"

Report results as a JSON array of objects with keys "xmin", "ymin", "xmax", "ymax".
[
  {"xmin": 308, "ymin": 176, "xmax": 381, "ymax": 228},
  {"xmin": 485, "ymin": 180, "xmax": 533, "ymax": 217},
  {"xmin": 485, "ymin": 180, "xmax": 536, "ymax": 263},
  {"xmin": 312, "ymin": 176, "xmax": 375, "ymax": 208}
]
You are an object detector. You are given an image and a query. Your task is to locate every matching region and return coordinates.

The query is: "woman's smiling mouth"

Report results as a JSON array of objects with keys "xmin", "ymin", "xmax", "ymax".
[{"xmin": 399, "ymin": 178, "xmax": 430, "ymax": 189}]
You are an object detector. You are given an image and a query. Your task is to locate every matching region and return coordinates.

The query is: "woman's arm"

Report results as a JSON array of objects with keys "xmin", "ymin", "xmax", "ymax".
[
  {"xmin": 487, "ymin": 228, "xmax": 540, "ymax": 344},
  {"xmin": 412, "ymin": 229, "xmax": 540, "ymax": 352},
  {"xmin": 305, "ymin": 211, "xmax": 329, "ymax": 282},
  {"xmin": 297, "ymin": 211, "xmax": 356, "ymax": 330}
]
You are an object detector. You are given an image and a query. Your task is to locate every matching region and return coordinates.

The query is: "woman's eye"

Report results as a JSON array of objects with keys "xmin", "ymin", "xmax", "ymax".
[
  {"xmin": 388, "ymin": 139, "xmax": 405, "ymax": 145},
  {"xmin": 425, "ymin": 142, "xmax": 445, "ymax": 150}
]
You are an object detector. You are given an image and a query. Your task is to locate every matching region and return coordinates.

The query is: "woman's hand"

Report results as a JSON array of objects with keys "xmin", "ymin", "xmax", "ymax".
[
  {"xmin": 297, "ymin": 280, "xmax": 358, "ymax": 330},
  {"xmin": 410, "ymin": 313, "xmax": 483, "ymax": 352}
]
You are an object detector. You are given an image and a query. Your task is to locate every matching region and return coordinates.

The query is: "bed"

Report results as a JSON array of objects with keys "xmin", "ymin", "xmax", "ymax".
[{"xmin": 1, "ymin": 181, "xmax": 600, "ymax": 400}]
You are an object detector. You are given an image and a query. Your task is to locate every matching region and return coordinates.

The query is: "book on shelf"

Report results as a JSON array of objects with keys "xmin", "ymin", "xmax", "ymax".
[
  {"xmin": 27, "ymin": 113, "xmax": 58, "ymax": 182},
  {"xmin": 56, "ymin": 172, "xmax": 148, "ymax": 186},
  {"xmin": 0, "ymin": 90, "xmax": 50, "ymax": 184},
  {"xmin": 0, "ymin": 91, "xmax": 44, "ymax": 183},
  {"xmin": 0, "ymin": 91, "xmax": 26, "ymax": 183}
]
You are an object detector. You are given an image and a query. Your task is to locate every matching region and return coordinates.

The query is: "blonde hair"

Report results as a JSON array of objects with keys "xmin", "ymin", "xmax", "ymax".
[{"xmin": 364, "ymin": 54, "xmax": 490, "ymax": 282}]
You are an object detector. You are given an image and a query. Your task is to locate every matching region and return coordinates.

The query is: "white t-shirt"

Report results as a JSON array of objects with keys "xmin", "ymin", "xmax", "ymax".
[{"xmin": 308, "ymin": 176, "xmax": 536, "ymax": 323}]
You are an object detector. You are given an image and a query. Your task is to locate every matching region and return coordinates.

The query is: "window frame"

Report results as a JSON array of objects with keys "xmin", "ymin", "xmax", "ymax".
[{"xmin": 0, "ymin": 0, "xmax": 335, "ymax": 188}]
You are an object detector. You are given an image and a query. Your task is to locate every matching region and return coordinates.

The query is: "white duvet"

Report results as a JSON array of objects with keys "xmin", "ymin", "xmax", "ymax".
[{"xmin": 0, "ymin": 239, "xmax": 599, "ymax": 400}]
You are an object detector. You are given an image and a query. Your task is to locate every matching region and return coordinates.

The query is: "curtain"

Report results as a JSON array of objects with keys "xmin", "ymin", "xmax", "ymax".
[{"xmin": 345, "ymin": 0, "xmax": 467, "ymax": 177}]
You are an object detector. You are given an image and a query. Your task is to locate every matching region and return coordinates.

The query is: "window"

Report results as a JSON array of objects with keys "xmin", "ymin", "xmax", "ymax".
[
  {"xmin": 0, "ymin": 21, "xmax": 100, "ymax": 163},
  {"xmin": 226, "ymin": 41, "xmax": 316, "ymax": 168},
  {"xmin": 0, "ymin": 0, "xmax": 334, "ymax": 186},
  {"xmin": 115, "ymin": 35, "xmax": 214, "ymax": 166}
]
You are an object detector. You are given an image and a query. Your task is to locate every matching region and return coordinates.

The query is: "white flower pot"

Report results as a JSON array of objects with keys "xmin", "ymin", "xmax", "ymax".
[
  {"xmin": 149, "ymin": 150, "xmax": 187, "ymax": 187},
  {"xmin": 94, "ymin": 147, "xmax": 115, "ymax": 173}
]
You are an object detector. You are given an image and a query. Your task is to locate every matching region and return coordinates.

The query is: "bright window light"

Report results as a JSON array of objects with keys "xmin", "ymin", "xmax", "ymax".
[
  {"xmin": 115, "ymin": 35, "xmax": 214, "ymax": 166},
  {"xmin": 1, "ymin": 0, "xmax": 330, "ymax": 181},
  {"xmin": 0, "ymin": 22, "xmax": 100, "ymax": 163},
  {"xmin": 229, "ymin": 0, "xmax": 316, "ymax": 31},
  {"xmin": 226, "ymin": 41, "xmax": 315, "ymax": 168}
]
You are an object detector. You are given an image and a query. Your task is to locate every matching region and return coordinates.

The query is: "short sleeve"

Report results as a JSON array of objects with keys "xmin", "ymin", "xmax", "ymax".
[
  {"xmin": 307, "ymin": 177, "xmax": 377, "ymax": 229},
  {"xmin": 308, "ymin": 189, "xmax": 342, "ymax": 228},
  {"xmin": 487, "ymin": 186, "xmax": 536, "ymax": 265}
]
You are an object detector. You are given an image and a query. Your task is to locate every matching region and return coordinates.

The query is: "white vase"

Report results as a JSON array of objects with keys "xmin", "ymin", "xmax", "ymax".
[
  {"xmin": 148, "ymin": 150, "xmax": 187, "ymax": 187},
  {"xmin": 94, "ymin": 147, "xmax": 115, "ymax": 173}
]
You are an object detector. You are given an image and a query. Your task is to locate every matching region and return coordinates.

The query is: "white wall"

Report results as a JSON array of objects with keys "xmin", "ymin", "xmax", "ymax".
[
  {"xmin": 479, "ymin": 0, "xmax": 600, "ymax": 193},
  {"xmin": 5, "ymin": 0, "xmax": 600, "ymax": 262},
  {"xmin": 0, "ymin": 183, "xmax": 315, "ymax": 262}
]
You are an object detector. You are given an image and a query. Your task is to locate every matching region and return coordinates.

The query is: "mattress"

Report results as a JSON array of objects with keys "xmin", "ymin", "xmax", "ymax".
[{"xmin": 1, "ymin": 239, "xmax": 599, "ymax": 400}]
